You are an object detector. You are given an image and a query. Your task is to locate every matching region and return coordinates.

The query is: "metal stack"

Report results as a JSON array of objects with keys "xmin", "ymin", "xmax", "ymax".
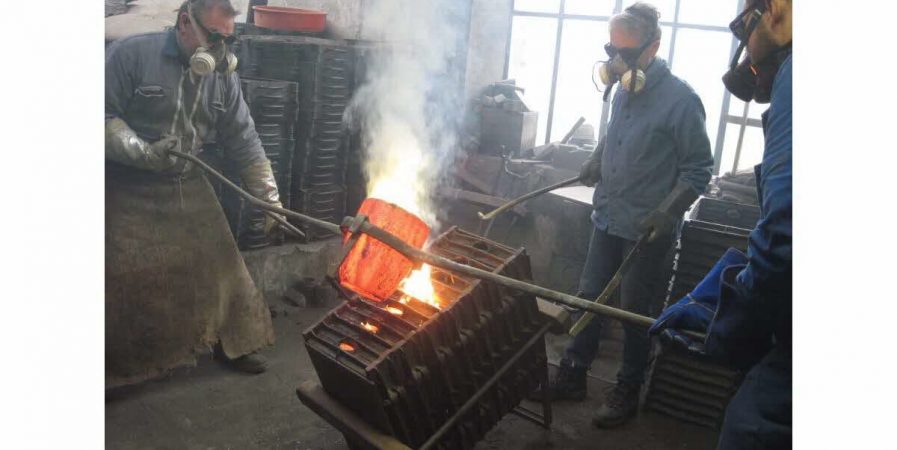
[
  {"xmin": 240, "ymin": 34, "xmax": 355, "ymax": 240},
  {"xmin": 303, "ymin": 227, "xmax": 551, "ymax": 450},
  {"xmin": 647, "ymin": 218, "xmax": 752, "ymax": 428},
  {"xmin": 645, "ymin": 345, "xmax": 743, "ymax": 428},
  {"xmin": 690, "ymin": 197, "xmax": 761, "ymax": 231},
  {"xmin": 235, "ymin": 77, "xmax": 300, "ymax": 249},
  {"xmin": 667, "ymin": 219, "xmax": 751, "ymax": 305}
]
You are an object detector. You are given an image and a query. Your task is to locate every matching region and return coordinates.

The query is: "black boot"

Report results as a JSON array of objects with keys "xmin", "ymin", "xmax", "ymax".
[
  {"xmin": 529, "ymin": 359, "xmax": 587, "ymax": 402},
  {"xmin": 591, "ymin": 382, "xmax": 640, "ymax": 428},
  {"xmin": 214, "ymin": 344, "xmax": 269, "ymax": 374}
]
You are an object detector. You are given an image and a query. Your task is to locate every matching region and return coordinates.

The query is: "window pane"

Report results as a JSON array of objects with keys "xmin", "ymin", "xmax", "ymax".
[
  {"xmin": 678, "ymin": 0, "xmax": 740, "ymax": 27},
  {"xmin": 659, "ymin": 25, "xmax": 672, "ymax": 64},
  {"xmin": 718, "ymin": 123, "xmax": 765, "ymax": 175},
  {"xmin": 728, "ymin": 98, "xmax": 765, "ymax": 120},
  {"xmin": 514, "ymin": 0, "xmax": 561, "ymax": 13},
  {"xmin": 669, "ymin": 28, "xmax": 732, "ymax": 155},
  {"xmin": 735, "ymin": 125, "xmax": 765, "ymax": 172},
  {"xmin": 507, "ymin": 16, "xmax": 559, "ymax": 145},
  {"xmin": 550, "ymin": 19, "xmax": 609, "ymax": 142},
  {"xmin": 718, "ymin": 122, "xmax": 740, "ymax": 175},
  {"xmin": 564, "ymin": 0, "xmax": 615, "ymax": 16},
  {"xmin": 651, "ymin": 0, "xmax": 677, "ymax": 24}
]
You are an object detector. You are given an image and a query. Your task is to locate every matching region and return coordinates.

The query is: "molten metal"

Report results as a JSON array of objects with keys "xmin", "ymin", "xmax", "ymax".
[
  {"xmin": 386, "ymin": 306, "xmax": 404, "ymax": 316},
  {"xmin": 338, "ymin": 198, "xmax": 430, "ymax": 302}
]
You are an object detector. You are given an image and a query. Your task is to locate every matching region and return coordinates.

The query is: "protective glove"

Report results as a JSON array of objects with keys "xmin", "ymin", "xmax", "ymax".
[
  {"xmin": 580, "ymin": 135, "xmax": 605, "ymax": 186},
  {"xmin": 648, "ymin": 248, "xmax": 748, "ymax": 353},
  {"xmin": 704, "ymin": 263, "xmax": 775, "ymax": 369},
  {"xmin": 105, "ymin": 118, "xmax": 179, "ymax": 172},
  {"xmin": 579, "ymin": 156, "xmax": 602, "ymax": 187},
  {"xmin": 638, "ymin": 179, "xmax": 700, "ymax": 243},
  {"xmin": 240, "ymin": 159, "xmax": 284, "ymax": 236}
]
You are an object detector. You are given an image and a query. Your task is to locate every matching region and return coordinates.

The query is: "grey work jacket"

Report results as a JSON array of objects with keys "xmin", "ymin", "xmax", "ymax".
[
  {"xmin": 592, "ymin": 58, "xmax": 714, "ymax": 241},
  {"xmin": 105, "ymin": 29, "xmax": 266, "ymax": 170}
]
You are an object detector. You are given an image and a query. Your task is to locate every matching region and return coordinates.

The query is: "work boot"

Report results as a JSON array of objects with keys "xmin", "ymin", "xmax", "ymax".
[
  {"xmin": 214, "ymin": 345, "xmax": 269, "ymax": 374},
  {"xmin": 528, "ymin": 359, "xmax": 587, "ymax": 402},
  {"xmin": 591, "ymin": 382, "xmax": 640, "ymax": 428}
]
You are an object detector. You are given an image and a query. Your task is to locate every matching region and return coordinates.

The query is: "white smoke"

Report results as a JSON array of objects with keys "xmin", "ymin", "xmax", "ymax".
[{"xmin": 345, "ymin": 0, "xmax": 468, "ymax": 228}]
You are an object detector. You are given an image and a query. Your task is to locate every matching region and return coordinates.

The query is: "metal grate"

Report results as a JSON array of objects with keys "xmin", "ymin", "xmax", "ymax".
[{"xmin": 303, "ymin": 228, "xmax": 551, "ymax": 449}]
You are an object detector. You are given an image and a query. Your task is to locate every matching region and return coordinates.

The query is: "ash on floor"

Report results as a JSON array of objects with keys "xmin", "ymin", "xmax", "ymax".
[{"xmin": 105, "ymin": 299, "xmax": 718, "ymax": 450}]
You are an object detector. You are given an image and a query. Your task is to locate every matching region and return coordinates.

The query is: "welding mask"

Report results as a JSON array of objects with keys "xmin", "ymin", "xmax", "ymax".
[
  {"xmin": 721, "ymin": 3, "xmax": 791, "ymax": 104},
  {"xmin": 592, "ymin": 40, "xmax": 653, "ymax": 101},
  {"xmin": 187, "ymin": 3, "xmax": 238, "ymax": 76}
]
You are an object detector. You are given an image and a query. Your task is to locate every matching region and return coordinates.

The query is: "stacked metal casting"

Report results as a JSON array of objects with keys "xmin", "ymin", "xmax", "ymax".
[
  {"xmin": 235, "ymin": 77, "xmax": 300, "ymax": 249},
  {"xmin": 303, "ymin": 227, "xmax": 549, "ymax": 449},
  {"xmin": 667, "ymin": 219, "xmax": 751, "ymax": 305},
  {"xmin": 647, "ymin": 218, "xmax": 752, "ymax": 428},
  {"xmin": 241, "ymin": 34, "xmax": 355, "ymax": 240},
  {"xmin": 690, "ymin": 197, "xmax": 761, "ymax": 231},
  {"xmin": 645, "ymin": 346, "xmax": 743, "ymax": 428}
]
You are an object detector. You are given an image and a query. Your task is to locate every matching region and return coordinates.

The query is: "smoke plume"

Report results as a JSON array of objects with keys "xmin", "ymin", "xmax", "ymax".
[{"xmin": 345, "ymin": 0, "xmax": 468, "ymax": 228}]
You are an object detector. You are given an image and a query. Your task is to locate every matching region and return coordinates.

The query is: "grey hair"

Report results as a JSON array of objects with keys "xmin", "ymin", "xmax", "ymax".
[{"xmin": 610, "ymin": 2, "xmax": 662, "ymax": 44}]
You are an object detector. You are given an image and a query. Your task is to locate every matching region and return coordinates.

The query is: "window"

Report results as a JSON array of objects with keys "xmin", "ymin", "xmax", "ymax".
[{"xmin": 505, "ymin": 0, "xmax": 762, "ymax": 175}]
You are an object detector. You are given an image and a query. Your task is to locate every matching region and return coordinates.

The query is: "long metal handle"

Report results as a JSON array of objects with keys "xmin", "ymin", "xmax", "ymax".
[
  {"xmin": 171, "ymin": 150, "xmax": 705, "ymax": 341},
  {"xmin": 568, "ymin": 233, "xmax": 648, "ymax": 336},
  {"xmin": 477, "ymin": 175, "xmax": 582, "ymax": 221}
]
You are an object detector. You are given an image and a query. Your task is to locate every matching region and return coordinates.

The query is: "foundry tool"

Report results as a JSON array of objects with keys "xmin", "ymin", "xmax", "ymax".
[
  {"xmin": 477, "ymin": 116, "xmax": 587, "ymax": 221},
  {"xmin": 567, "ymin": 232, "xmax": 649, "ymax": 336},
  {"xmin": 170, "ymin": 150, "xmax": 703, "ymax": 340}
]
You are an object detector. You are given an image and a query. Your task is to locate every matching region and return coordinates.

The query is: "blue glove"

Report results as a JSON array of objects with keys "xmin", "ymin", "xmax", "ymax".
[
  {"xmin": 648, "ymin": 248, "xmax": 748, "ymax": 352},
  {"xmin": 704, "ymin": 263, "xmax": 776, "ymax": 369}
]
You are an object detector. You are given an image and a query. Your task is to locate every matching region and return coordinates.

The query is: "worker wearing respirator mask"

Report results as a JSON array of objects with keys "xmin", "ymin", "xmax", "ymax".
[
  {"xmin": 530, "ymin": 2, "xmax": 714, "ymax": 430},
  {"xmin": 104, "ymin": 0, "xmax": 284, "ymax": 388}
]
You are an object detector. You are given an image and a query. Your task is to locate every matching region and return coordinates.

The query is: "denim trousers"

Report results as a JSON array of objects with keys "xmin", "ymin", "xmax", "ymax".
[
  {"xmin": 716, "ymin": 343, "xmax": 792, "ymax": 450},
  {"xmin": 564, "ymin": 226, "xmax": 673, "ymax": 387}
]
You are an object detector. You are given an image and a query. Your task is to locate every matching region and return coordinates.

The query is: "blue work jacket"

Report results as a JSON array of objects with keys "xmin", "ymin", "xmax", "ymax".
[{"xmin": 592, "ymin": 58, "xmax": 714, "ymax": 241}]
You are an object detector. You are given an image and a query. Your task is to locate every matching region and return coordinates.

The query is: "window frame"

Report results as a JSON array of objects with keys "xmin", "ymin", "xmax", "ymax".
[{"xmin": 503, "ymin": 0, "xmax": 763, "ymax": 175}]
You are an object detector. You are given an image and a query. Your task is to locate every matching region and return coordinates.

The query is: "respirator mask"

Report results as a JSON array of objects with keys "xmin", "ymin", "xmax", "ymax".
[
  {"xmin": 592, "ymin": 40, "xmax": 653, "ymax": 102},
  {"xmin": 721, "ymin": 3, "xmax": 791, "ymax": 104},
  {"xmin": 186, "ymin": 3, "xmax": 238, "ymax": 76}
]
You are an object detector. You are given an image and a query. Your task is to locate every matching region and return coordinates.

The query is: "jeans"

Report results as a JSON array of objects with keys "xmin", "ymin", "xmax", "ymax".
[
  {"xmin": 564, "ymin": 226, "xmax": 673, "ymax": 387},
  {"xmin": 717, "ymin": 344, "xmax": 792, "ymax": 450}
]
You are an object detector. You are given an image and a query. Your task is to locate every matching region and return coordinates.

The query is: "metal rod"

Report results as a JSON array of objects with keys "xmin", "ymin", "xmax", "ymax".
[
  {"xmin": 559, "ymin": 116, "xmax": 586, "ymax": 145},
  {"xmin": 477, "ymin": 175, "xmax": 581, "ymax": 221},
  {"xmin": 172, "ymin": 150, "xmax": 705, "ymax": 341},
  {"xmin": 419, "ymin": 322, "xmax": 553, "ymax": 450},
  {"xmin": 568, "ymin": 233, "xmax": 648, "ymax": 336}
]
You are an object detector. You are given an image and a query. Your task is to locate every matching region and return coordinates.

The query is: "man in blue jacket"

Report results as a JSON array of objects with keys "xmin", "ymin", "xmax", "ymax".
[
  {"xmin": 532, "ymin": 2, "xmax": 714, "ymax": 428},
  {"xmin": 649, "ymin": 0, "xmax": 792, "ymax": 448}
]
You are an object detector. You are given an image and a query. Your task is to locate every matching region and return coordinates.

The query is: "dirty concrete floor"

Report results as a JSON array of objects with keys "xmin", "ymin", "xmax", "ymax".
[{"xmin": 105, "ymin": 301, "xmax": 719, "ymax": 450}]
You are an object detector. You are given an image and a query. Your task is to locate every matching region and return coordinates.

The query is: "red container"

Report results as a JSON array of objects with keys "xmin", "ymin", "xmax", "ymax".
[
  {"xmin": 338, "ymin": 198, "xmax": 430, "ymax": 302},
  {"xmin": 252, "ymin": 6, "xmax": 327, "ymax": 33}
]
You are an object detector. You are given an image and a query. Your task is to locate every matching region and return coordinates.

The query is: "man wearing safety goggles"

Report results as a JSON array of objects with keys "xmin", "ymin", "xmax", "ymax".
[
  {"xmin": 531, "ymin": 2, "xmax": 714, "ymax": 429},
  {"xmin": 105, "ymin": 0, "xmax": 284, "ymax": 388},
  {"xmin": 649, "ymin": 1, "xmax": 792, "ymax": 448}
]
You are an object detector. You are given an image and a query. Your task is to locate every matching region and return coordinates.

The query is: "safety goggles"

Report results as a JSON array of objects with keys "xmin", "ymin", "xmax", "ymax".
[
  {"xmin": 604, "ymin": 40, "xmax": 653, "ymax": 64},
  {"xmin": 190, "ymin": 11, "xmax": 237, "ymax": 45},
  {"xmin": 729, "ymin": 3, "xmax": 765, "ymax": 42}
]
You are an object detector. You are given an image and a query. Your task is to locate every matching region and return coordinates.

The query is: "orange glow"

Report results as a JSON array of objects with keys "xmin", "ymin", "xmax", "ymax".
[
  {"xmin": 399, "ymin": 264, "xmax": 440, "ymax": 309},
  {"xmin": 339, "ymin": 342, "xmax": 355, "ymax": 352},
  {"xmin": 386, "ymin": 306, "xmax": 404, "ymax": 316},
  {"xmin": 361, "ymin": 322, "xmax": 379, "ymax": 333},
  {"xmin": 338, "ymin": 198, "xmax": 430, "ymax": 302}
]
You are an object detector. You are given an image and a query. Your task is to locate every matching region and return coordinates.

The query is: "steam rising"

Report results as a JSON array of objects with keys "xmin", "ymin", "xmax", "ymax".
[{"xmin": 345, "ymin": 0, "xmax": 467, "ymax": 227}]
